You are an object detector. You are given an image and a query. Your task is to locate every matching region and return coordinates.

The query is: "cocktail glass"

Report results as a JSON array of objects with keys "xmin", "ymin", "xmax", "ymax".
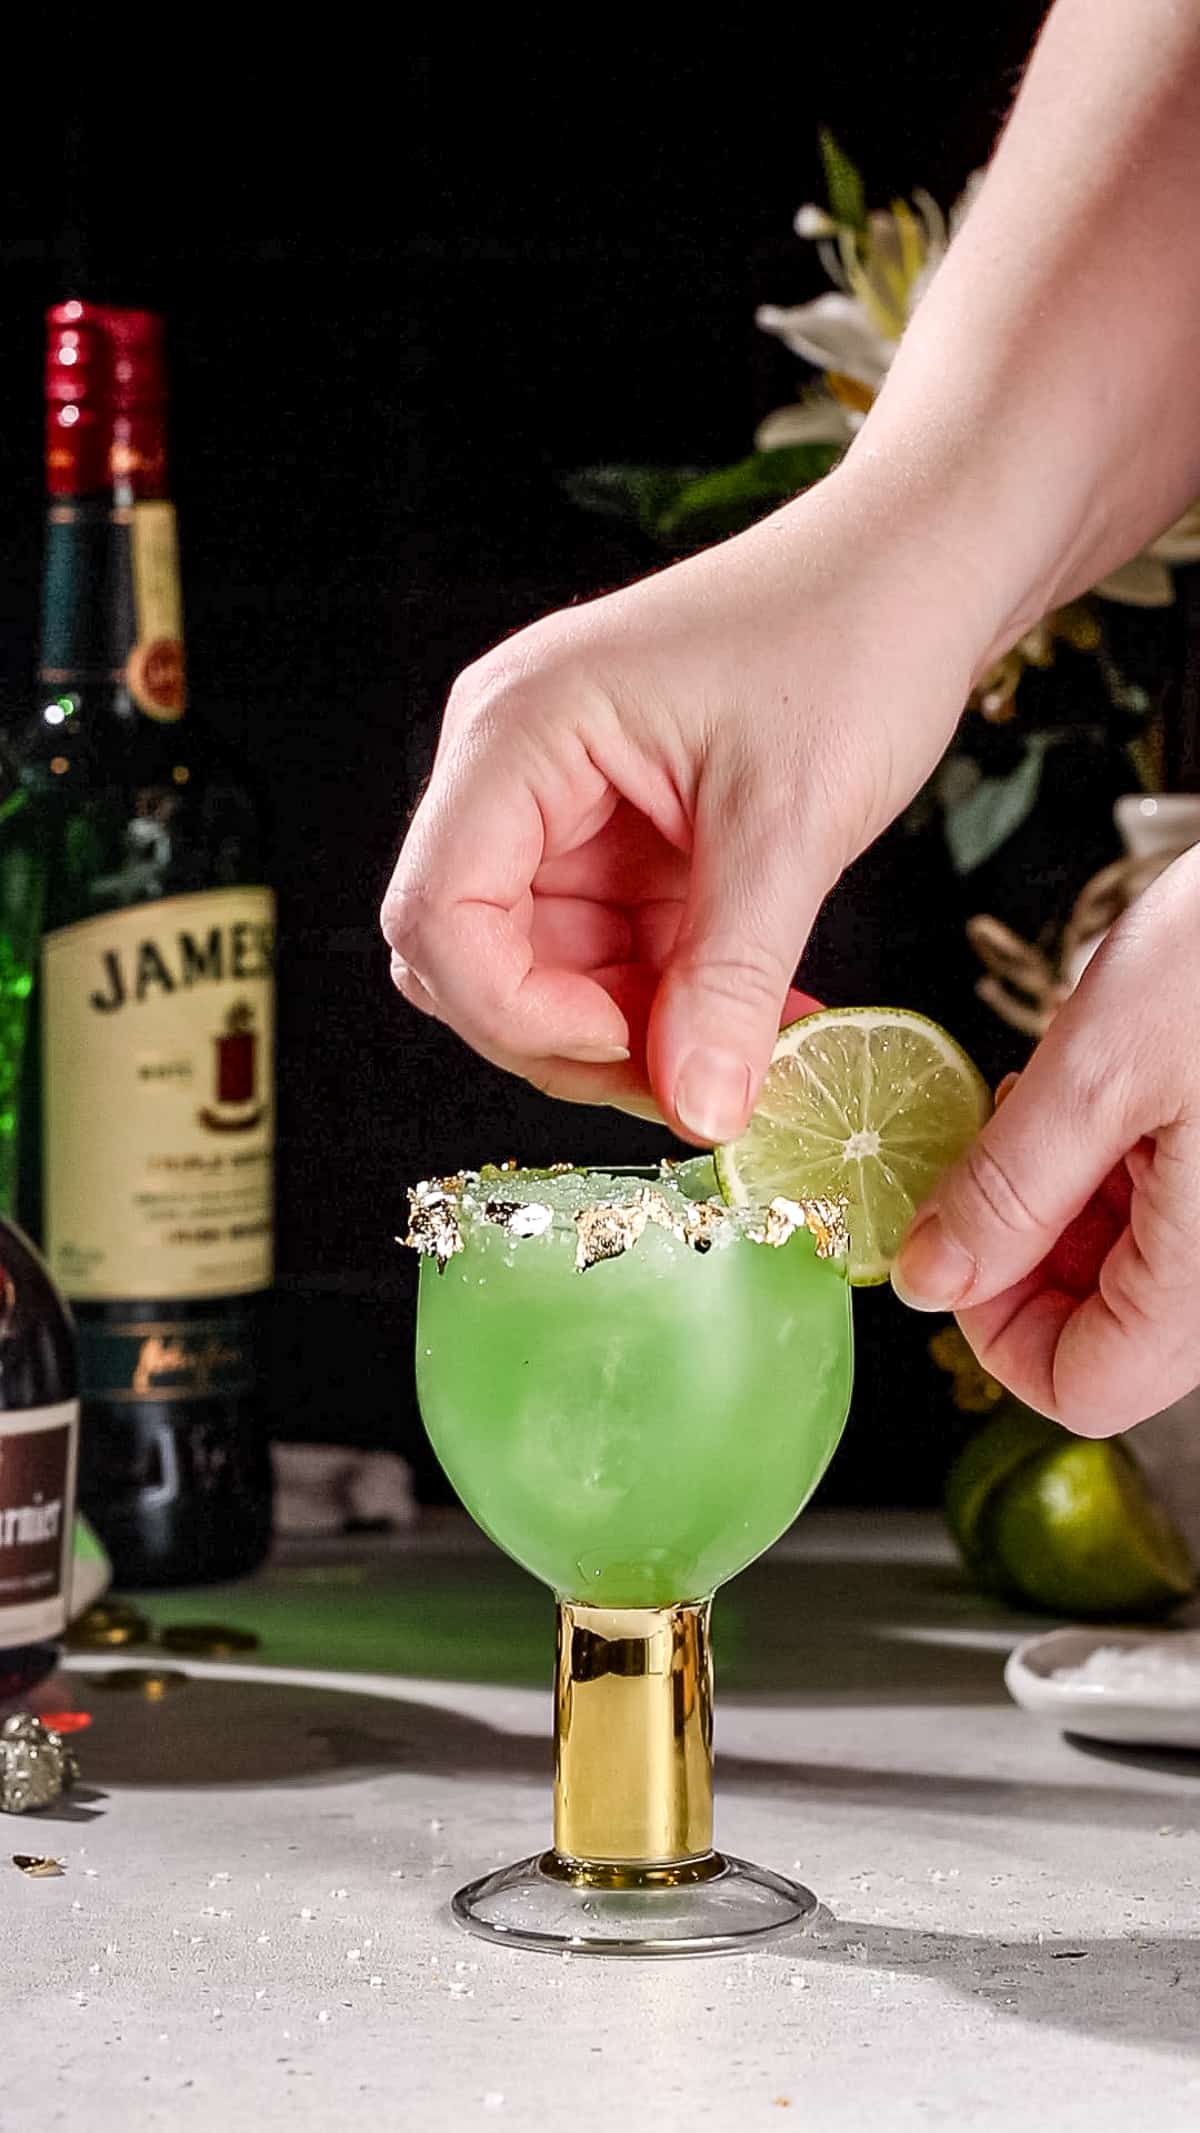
[{"xmin": 410, "ymin": 1165, "xmax": 853, "ymax": 1957}]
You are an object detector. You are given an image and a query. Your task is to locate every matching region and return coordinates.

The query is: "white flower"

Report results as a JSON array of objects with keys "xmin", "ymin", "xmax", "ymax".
[
  {"xmin": 756, "ymin": 293, "xmax": 895, "ymax": 392},
  {"xmin": 754, "ymin": 394, "xmax": 858, "ymax": 453},
  {"xmin": 1093, "ymin": 553, "xmax": 1175, "ymax": 609},
  {"xmin": 1095, "ymin": 504, "xmax": 1200, "ymax": 607},
  {"xmin": 757, "ymin": 180, "xmax": 967, "ymax": 421},
  {"xmin": 794, "ymin": 204, "xmax": 838, "ymax": 238}
]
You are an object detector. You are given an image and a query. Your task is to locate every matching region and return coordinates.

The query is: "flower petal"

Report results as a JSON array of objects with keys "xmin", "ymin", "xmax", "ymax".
[
  {"xmin": 949, "ymin": 169, "xmax": 987, "ymax": 239},
  {"xmin": 795, "ymin": 203, "xmax": 838, "ymax": 238},
  {"xmin": 754, "ymin": 397, "xmax": 856, "ymax": 451},
  {"xmin": 1148, "ymin": 500, "xmax": 1200, "ymax": 563},
  {"xmin": 1094, "ymin": 553, "xmax": 1176, "ymax": 607},
  {"xmin": 755, "ymin": 293, "xmax": 895, "ymax": 389}
]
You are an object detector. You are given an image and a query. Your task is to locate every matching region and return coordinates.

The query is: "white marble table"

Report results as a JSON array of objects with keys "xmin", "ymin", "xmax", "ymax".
[{"xmin": 11, "ymin": 1513, "xmax": 1200, "ymax": 2131}]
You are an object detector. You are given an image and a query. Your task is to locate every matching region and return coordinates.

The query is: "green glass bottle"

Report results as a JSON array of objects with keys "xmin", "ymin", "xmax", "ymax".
[{"xmin": 1, "ymin": 302, "xmax": 274, "ymax": 1587}]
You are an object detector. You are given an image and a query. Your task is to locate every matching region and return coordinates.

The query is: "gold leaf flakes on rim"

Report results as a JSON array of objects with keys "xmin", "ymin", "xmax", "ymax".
[
  {"xmin": 574, "ymin": 1200, "xmax": 648, "ymax": 1272},
  {"xmin": 748, "ymin": 1195, "xmax": 849, "ymax": 1258},
  {"xmin": 401, "ymin": 1178, "xmax": 466, "ymax": 1271},
  {"xmin": 481, "ymin": 1200, "xmax": 554, "ymax": 1239}
]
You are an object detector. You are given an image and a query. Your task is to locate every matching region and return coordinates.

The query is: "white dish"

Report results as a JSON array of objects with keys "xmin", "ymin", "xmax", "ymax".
[{"xmin": 1005, "ymin": 1626, "xmax": 1200, "ymax": 1751}]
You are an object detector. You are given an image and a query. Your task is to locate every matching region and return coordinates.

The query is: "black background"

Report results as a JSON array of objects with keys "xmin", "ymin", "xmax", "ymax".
[{"xmin": 0, "ymin": 19, "xmax": 1065, "ymax": 1503}]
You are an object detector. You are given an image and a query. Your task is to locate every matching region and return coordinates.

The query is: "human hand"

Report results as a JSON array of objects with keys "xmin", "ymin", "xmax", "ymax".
[
  {"xmin": 382, "ymin": 471, "xmax": 992, "ymax": 1142},
  {"xmin": 893, "ymin": 845, "xmax": 1200, "ymax": 1432}
]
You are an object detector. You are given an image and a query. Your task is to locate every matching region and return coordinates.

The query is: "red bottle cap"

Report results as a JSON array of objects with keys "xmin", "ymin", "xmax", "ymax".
[
  {"xmin": 93, "ymin": 304, "xmax": 169, "ymax": 494},
  {"xmin": 45, "ymin": 300, "xmax": 112, "ymax": 497},
  {"xmin": 92, "ymin": 305, "xmax": 167, "ymax": 411}
]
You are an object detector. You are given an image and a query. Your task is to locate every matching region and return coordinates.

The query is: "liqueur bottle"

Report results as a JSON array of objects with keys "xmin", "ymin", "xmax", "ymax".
[
  {"xmin": 0, "ymin": 1217, "xmax": 78, "ymax": 1700},
  {"xmin": 4, "ymin": 301, "xmax": 274, "ymax": 1586}
]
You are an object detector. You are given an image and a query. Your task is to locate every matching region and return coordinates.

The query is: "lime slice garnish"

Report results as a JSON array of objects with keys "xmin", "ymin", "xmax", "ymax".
[
  {"xmin": 714, "ymin": 1006, "xmax": 991, "ymax": 1286},
  {"xmin": 988, "ymin": 1438, "xmax": 1195, "ymax": 1618}
]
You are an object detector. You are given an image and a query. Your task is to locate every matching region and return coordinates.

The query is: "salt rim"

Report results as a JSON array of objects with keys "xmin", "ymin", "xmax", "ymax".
[{"xmin": 401, "ymin": 1166, "xmax": 849, "ymax": 1274}]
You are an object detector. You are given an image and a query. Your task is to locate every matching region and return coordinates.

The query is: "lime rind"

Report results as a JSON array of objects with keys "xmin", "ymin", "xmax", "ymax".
[{"xmin": 988, "ymin": 1438, "xmax": 1195, "ymax": 1618}]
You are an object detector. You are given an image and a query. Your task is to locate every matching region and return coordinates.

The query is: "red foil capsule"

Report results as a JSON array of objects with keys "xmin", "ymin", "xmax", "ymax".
[
  {"xmin": 93, "ymin": 304, "xmax": 169, "ymax": 499},
  {"xmin": 45, "ymin": 301, "xmax": 112, "ymax": 498}
]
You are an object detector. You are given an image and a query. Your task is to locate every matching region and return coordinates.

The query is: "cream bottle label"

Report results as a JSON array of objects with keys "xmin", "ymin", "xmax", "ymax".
[
  {"xmin": 43, "ymin": 887, "xmax": 274, "ymax": 1301},
  {"xmin": 0, "ymin": 1400, "xmax": 78, "ymax": 1642}
]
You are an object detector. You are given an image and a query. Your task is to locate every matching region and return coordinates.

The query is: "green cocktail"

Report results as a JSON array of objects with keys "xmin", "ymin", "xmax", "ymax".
[
  {"xmin": 417, "ymin": 1168, "xmax": 851, "ymax": 1608},
  {"xmin": 408, "ymin": 1162, "xmax": 853, "ymax": 1957}
]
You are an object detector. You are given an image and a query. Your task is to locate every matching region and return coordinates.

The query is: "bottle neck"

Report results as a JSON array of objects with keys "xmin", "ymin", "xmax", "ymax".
[
  {"xmin": 39, "ymin": 304, "xmax": 186, "ymax": 726},
  {"xmin": 38, "ymin": 482, "xmax": 187, "ymax": 728}
]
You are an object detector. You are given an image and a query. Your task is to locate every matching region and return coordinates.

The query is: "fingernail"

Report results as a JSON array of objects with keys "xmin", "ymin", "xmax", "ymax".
[
  {"xmin": 891, "ymin": 1212, "xmax": 976, "ymax": 1311},
  {"xmin": 674, "ymin": 1047, "xmax": 752, "ymax": 1144},
  {"xmin": 562, "ymin": 1043, "xmax": 631, "ymax": 1065}
]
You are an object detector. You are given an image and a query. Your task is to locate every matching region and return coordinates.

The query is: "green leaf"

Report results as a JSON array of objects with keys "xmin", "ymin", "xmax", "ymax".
[
  {"xmin": 657, "ymin": 443, "xmax": 843, "ymax": 547},
  {"xmin": 819, "ymin": 127, "xmax": 867, "ymax": 232},
  {"xmin": 943, "ymin": 737, "xmax": 1052, "ymax": 876},
  {"xmin": 563, "ymin": 464, "xmax": 702, "ymax": 540}
]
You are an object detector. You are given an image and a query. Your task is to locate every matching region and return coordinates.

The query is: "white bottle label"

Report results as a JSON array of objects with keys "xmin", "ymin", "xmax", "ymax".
[
  {"xmin": 43, "ymin": 886, "xmax": 275, "ymax": 1301},
  {"xmin": 0, "ymin": 1400, "xmax": 78, "ymax": 1643}
]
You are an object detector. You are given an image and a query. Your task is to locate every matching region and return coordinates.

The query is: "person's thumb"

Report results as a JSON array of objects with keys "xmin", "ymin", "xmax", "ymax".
[
  {"xmin": 646, "ymin": 776, "xmax": 830, "ymax": 1145},
  {"xmin": 891, "ymin": 1022, "xmax": 1132, "ymax": 1313}
]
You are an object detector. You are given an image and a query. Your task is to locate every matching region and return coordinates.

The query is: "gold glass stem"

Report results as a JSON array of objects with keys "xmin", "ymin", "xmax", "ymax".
[{"xmin": 553, "ymin": 1599, "xmax": 714, "ymax": 1871}]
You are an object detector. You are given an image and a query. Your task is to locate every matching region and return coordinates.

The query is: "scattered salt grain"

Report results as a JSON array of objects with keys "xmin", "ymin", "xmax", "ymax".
[
  {"xmin": 369, "ymin": 1977, "xmax": 383, "ymax": 1989},
  {"xmin": 317, "ymin": 2011, "xmax": 331, "ymax": 2025},
  {"xmin": 483, "ymin": 2094, "xmax": 505, "ymax": 2111},
  {"xmin": 330, "ymin": 1888, "xmax": 348, "ymax": 1900},
  {"xmin": 298, "ymin": 1908, "xmax": 315, "ymax": 1921},
  {"xmin": 1051, "ymin": 1642, "xmax": 1200, "ymax": 1702}
]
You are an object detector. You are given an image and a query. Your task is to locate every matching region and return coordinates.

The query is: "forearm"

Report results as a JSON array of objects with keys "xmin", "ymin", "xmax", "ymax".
[{"xmin": 839, "ymin": 0, "xmax": 1200, "ymax": 671}]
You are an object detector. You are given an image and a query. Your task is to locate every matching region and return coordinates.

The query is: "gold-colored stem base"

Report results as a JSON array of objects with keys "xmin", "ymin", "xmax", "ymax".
[{"xmin": 553, "ymin": 1599, "xmax": 714, "ymax": 1870}]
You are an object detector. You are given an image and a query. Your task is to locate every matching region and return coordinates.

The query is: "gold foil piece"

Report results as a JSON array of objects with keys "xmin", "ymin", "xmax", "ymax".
[
  {"xmin": 799, "ymin": 1194, "xmax": 851, "ymax": 1260},
  {"xmin": 481, "ymin": 1199, "xmax": 554, "ymax": 1239},
  {"xmin": 681, "ymin": 1200, "xmax": 731, "ymax": 1254},
  {"xmin": 748, "ymin": 1193, "xmax": 849, "ymax": 1259},
  {"xmin": 574, "ymin": 1199, "xmax": 648, "ymax": 1272},
  {"xmin": 159, "ymin": 1623, "xmax": 259, "ymax": 1658},
  {"xmin": 0, "ymin": 1716, "xmax": 79, "ymax": 1814},
  {"xmin": 553, "ymin": 1601, "xmax": 715, "ymax": 1872},
  {"xmin": 64, "ymin": 1601, "xmax": 152, "ymax": 1651},
  {"xmin": 402, "ymin": 1178, "xmax": 465, "ymax": 1271},
  {"xmin": 12, "ymin": 1854, "xmax": 64, "ymax": 1877},
  {"xmin": 92, "ymin": 1669, "xmax": 190, "ymax": 1699}
]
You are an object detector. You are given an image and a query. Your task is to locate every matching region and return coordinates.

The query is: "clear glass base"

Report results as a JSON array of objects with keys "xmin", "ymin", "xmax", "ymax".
[{"xmin": 451, "ymin": 1849, "xmax": 817, "ymax": 1958}]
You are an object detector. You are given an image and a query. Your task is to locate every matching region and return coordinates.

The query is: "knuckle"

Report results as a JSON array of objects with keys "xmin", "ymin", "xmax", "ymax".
[
  {"xmin": 1097, "ymin": 1235, "xmax": 1157, "ymax": 1332},
  {"xmin": 678, "ymin": 938, "xmax": 787, "ymax": 1016},
  {"xmin": 380, "ymin": 879, "xmax": 432, "ymax": 960},
  {"xmin": 953, "ymin": 1135, "xmax": 1043, "ymax": 1237}
]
